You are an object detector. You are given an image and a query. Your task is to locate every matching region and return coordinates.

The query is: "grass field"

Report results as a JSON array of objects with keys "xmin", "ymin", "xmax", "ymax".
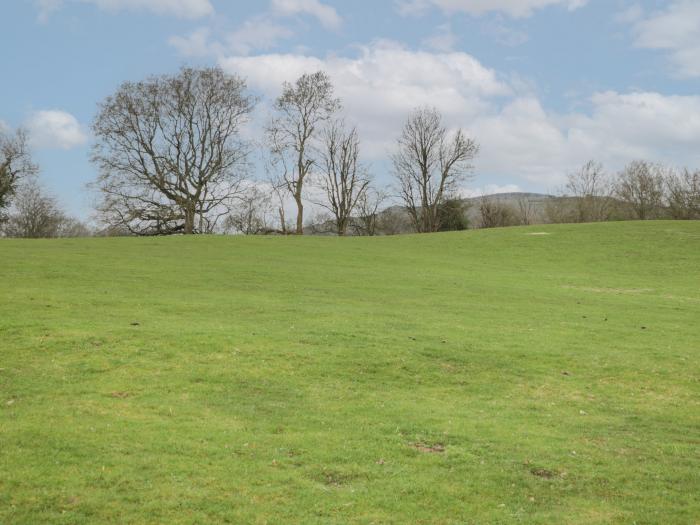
[{"xmin": 1, "ymin": 221, "xmax": 699, "ymax": 524}]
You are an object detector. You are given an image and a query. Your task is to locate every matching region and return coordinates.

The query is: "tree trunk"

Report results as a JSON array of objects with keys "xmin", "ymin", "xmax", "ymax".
[
  {"xmin": 278, "ymin": 207, "xmax": 287, "ymax": 235},
  {"xmin": 295, "ymin": 194, "xmax": 304, "ymax": 235},
  {"xmin": 184, "ymin": 203, "xmax": 196, "ymax": 235}
]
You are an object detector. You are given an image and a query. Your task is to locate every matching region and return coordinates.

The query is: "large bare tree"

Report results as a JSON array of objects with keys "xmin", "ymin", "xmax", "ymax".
[
  {"xmin": 315, "ymin": 121, "xmax": 370, "ymax": 236},
  {"xmin": 91, "ymin": 67, "xmax": 255, "ymax": 235},
  {"xmin": 1, "ymin": 129, "xmax": 38, "ymax": 219},
  {"xmin": 615, "ymin": 160, "xmax": 666, "ymax": 220},
  {"xmin": 267, "ymin": 71, "xmax": 340, "ymax": 235},
  {"xmin": 392, "ymin": 107, "xmax": 478, "ymax": 233}
]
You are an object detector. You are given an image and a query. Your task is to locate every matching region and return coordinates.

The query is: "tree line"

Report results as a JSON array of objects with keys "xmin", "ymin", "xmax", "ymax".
[
  {"xmin": 1, "ymin": 67, "xmax": 698, "ymax": 238},
  {"xmin": 548, "ymin": 160, "xmax": 699, "ymax": 223},
  {"xmin": 473, "ymin": 160, "xmax": 699, "ymax": 229},
  {"xmin": 0, "ymin": 129, "xmax": 91, "ymax": 238}
]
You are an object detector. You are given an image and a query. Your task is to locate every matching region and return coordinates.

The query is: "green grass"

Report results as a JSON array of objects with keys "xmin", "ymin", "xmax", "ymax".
[{"xmin": 1, "ymin": 221, "xmax": 699, "ymax": 524}]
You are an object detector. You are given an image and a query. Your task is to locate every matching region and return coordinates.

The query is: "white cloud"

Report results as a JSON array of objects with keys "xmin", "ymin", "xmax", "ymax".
[
  {"xmin": 397, "ymin": 0, "xmax": 587, "ymax": 18},
  {"xmin": 481, "ymin": 17, "xmax": 529, "ymax": 46},
  {"xmin": 473, "ymin": 91, "xmax": 700, "ymax": 184},
  {"xmin": 168, "ymin": 28, "xmax": 218, "ymax": 58},
  {"xmin": 422, "ymin": 24, "xmax": 459, "ymax": 52},
  {"xmin": 226, "ymin": 17, "xmax": 296, "ymax": 56},
  {"xmin": 631, "ymin": 1, "xmax": 700, "ymax": 78},
  {"xmin": 26, "ymin": 110, "xmax": 88, "ymax": 150},
  {"xmin": 570, "ymin": 91, "xmax": 700, "ymax": 162},
  {"xmin": 221, "ymin": 41, "xmax": 510, "ymax": 158},
  {"xmin": 169, "ymin": 20, "xmax": 295, "ymax": 58},
  {"xmin": 219, "ymin": 41, "xmax": 700, "ymax": 188},
  {"xmin": 169, "ymin": 1, "xmax": 338, "ymax": 58},
  {"xmin": 222, "ymin": 41, "xmax": 509, "ymax": 102},
  {"xmin": 271, "ymin": 0, "xmax": 342, "ymax": 29},
  {"xmin": 471, "ymin": 97, "xmax": 572, "ymax": 183},
  {"xmin": 36, "ymin": 0, "xmax": 214, "ymax": 21}
]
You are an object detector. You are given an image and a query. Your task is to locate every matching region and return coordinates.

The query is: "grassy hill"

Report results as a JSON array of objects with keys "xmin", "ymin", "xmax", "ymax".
[{"xmin": 1, "ymin": 222, "xmax": 698, "ymax": 524}]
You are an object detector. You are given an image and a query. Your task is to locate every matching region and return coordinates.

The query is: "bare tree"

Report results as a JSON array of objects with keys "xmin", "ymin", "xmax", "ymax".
[
  {"xmin": 666, "ymin": 168, "xmax": 700, "ymax": 220},
  {"xmin": 564, "ymin": 161, "xmax": 614, "ymax": 222},
  {"xmin": 379, "ymin": 206, "xmax": 413, "ymax": 236},
  {"xmin": 267, "ymin": 71, "xmax": 340, "ymax": 235},
  {"xmin": 354, "ymin": 187, "xmax": 387, "ymax": 236},
  {"xmin": 3, "ymin": 179, "xmax": 64, "ymax": 238},
  {"xmin": 314, "ymin": 121, "xmax": 370, "ymax": 236},
  {"xmin": 304, "ymin": 210, "xmax": 336, "ymax": 235},
  {"xmin": 57, "ymin": 216, "xmax": 93, "ymax": 238},
  {"xmin": 269, "ymin": 177, "xmax": 292, "ymax": 235},
  {"xmin": 615, "ymin": 161, "xmax": 666, "ymax": 220},
  {"xmin": 393, "ymin": 107, "xmax": 478, "ymax": 233},
  {"xmin": 544, "ymin": 196, "xmax": 571, "ymax": 224},
  {"xmin": 1, "ymin": 129, "xmax": 38, "ymax": 219},
  {"xmin": 224, "ymin": 184, "xmax": 274, "ymax": 235},
  {"xmin": 516, "ymin": 196, "xmax": 538, "ymax": 225},
  {"xmin": 91, "ymin": 67, "xmax": 255, "ymax": 235},
  {"xmin": 477, "ymin": 196, "xmax": 518, "ymax": 229}
]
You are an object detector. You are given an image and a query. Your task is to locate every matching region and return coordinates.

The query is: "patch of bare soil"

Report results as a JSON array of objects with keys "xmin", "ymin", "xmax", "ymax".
[
  {"xmin": 110, "ymin": 391, "xmax": 131, "ymax": 399},
  {"xmin": 317, "ymin": 470, "xmax": 358, "ymax": 487},
  {"xmin": 530, "ymin": 467, "xmax": 558, "ymax": 479},
  {"xmin": 410, "ymin": 442, "xmax": 445, "ymax": 453}
]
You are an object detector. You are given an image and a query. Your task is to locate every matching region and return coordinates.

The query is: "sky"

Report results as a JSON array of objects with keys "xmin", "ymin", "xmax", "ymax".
[{"xmin": 1, "ymin": 0, "xmax": 700, "ymax": 219}]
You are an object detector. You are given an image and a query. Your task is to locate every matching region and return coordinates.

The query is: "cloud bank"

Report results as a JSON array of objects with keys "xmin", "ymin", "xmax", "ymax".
[{"xmin": 219, "ymin": 41, "xmax": 700, "ymax": 186}]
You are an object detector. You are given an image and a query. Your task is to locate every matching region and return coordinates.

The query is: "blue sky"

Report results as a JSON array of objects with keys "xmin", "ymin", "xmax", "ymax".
[{"xmin": 1, "ymin": 0, "xmax": 699, "ymax": 218}]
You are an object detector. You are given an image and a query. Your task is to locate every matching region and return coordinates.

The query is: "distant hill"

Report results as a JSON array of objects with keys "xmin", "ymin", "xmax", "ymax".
[
  {"xmin": 306, "ymin": 192, "xmax": 556, "ymax": 235},
  {"xmin": 461, "ymin": 192, "xmax": 553, "ymax": 228}
]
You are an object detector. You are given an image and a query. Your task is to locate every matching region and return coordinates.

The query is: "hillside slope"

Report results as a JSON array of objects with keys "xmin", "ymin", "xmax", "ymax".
[{"xmin": 1, "ymin": 222, "xmax": 699, "ymax": 524}]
